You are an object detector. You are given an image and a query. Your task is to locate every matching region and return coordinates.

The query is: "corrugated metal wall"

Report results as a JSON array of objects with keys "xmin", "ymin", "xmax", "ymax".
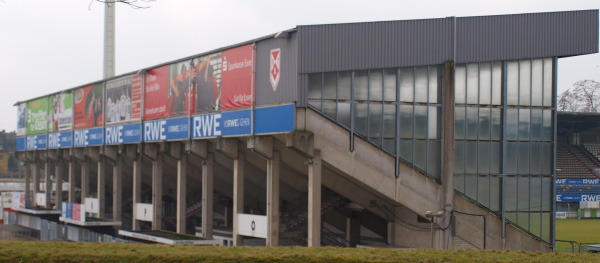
[
  {"xmin": 255, "ymin": 33, "xmax": 299, "ymax": 106},
  {"xmin": 456, "ymin": 10, "xmax": 599, "ymax": 63}
]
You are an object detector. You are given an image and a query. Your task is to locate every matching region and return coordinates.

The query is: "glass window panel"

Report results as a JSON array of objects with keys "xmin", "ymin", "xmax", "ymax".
[
  {"xmin": 428, "ymin": 106, "xmax": 441, "ymax": 139},
  {"xmin": 531, "ymin": 59, "xmax": 543, "ymax": 106},
  {"xmin": 466, "ymin": 141, "xmax": 478, "ymax": 174},
  {"xmin": 455, "ymin": 140, "xmax": 465, "ymax": 174},
  {"xmin": 399, "ymin": 67, "xmax": 414, "ymax": 102},
  {"xmin": 518, "ymin": 213, "xmax": 530, "ymax": 232},
  {"xmin": 519, "ymin": 60, "xmax": 531, "ymax": 106},
  {"xmin": 414, "ymin": 106, "xmax": 427, "ymax": 139},
  {"xmin": 542, "ymin": 176, "xmax": 552, "ymax": 212},
  {"xmin": 530, "ymin": 176, "xmax": 542, "ymax": 212},
  {"xmin": 429, "ymin": 65, "xmax": 441, "ymax": 103},
  {"xmin": 530, "ymin": 212, "xmax": 541, "ymax": 238},
  {"xmin": 492, "ymin": 61, "xmax": 502, "ymax": 105},
  {"xmin": 322, "ymin": 102, "xmax": 336, "ymax": 120},
  {"xmin": 455, "ymin": 107, "xmax": 465, "ymax": 140},
  {"xmin": 506, "ymin": 142, "xmax": 518, "ymax": 174},
  {"xmin": 338, "ymin": 71, "xmax": 352, "ymax": 100},
  {"xmin": 337, "ymin": 102, "xmax": 351, "ymax": 128},
  {"xmin": 308, "ymin": 101, "xmax": 321, "ymax": 111},
  {"xmin": 543, "ymin": 58, "xmax": 553, "ymax": 107},
  {"xmin": 399, "ymin": 105, "xmax": 413, "ymax": 139},
  {"xmin": 491, "ymin": 108, "xmax": 502, "ymax": 140},
  {"xmin": 323, "ymin": 72, "xmax": 337, "ymax": 100},
  {"xmin": 490, "ymin": 175, "xmax": 500, "ymax": 212},
  {"xmin": 506, "ymin": 108, "xmax": 518, "ymax": 140},
  {"xmin": 541, "ymin": 213, "xmax": 551, "ymax": 242},
  {"xmin": 479, "ymin": 62, "xmax": 492, "ymax": 105},
  {"xmin": 519, "ymin": 109, "xmax": 530, "ymax": 141},
  {"xmin": 384, "ymin": 139, "xmax": 396, "ymax": 155},
  {"xmin": 530, "ymin": 142, "xmax": 541, "ymax": 175},
  {"xmin": 414, "ymin": 66, "xmax": 428, "ymax": 103},
  {"xmin": 517, "ymin": 176, "xmax": 530, "ymax": 229},
  {"xmin": 414, "ymin": 140, "xmax": 427, "ymax": 171},
  {"xmin": 479, "ymin": 107, "xmax": 491, "ymax": 141},
  {"xmin": 518, "ymin": 143, "xmax": 529, "ymax": 174},
  {"xmin": 369, "ymin": 103, "xmax": 383, "ymax": 141},
  {"xmin": 399, "ymin": 139, "xmax": 412, "ymax": 163},
  {"xmin": 507, "ymin": 61, "xmax": 519, "ymax": 105},
  {"xmin": 478, "ymin": 174, "xmax": 490, "ymax": 207},
  {"xmin": 466, "ymin": 63, "xmax": 479, "ymax": 105},
  {"xmin": 384, "ymin": 68, "xmax": 397, "ymax": 102},
  {"xmin": 354, "ymin": 103, "xmax": 368, "ymax": 136},
  {"xmin": 369, "ymin": 69, "xmax": 383, "ymax": 101},
  {"xmin": 531, "ymin": 109, "xmax": 542, "ymax": 141},
  {"xmin": 383, "ymin": 104, "xmax": 396, "ymax": 138},
  {"xmin": 354, "ymin": 70, "xmax": 369, "ymax": 101},
  {"xmin": 478, "ymin": 142, "xmax": 490, "ymax": 174},
  {"xmin": 455, "ymin": 64, "xmax": 466, "ymax": 104},
  {"xmin": 428, "ymin": 140, "xmax": 441, "ymax": 180},
  {"xmin": 308, "ymin": 73, "xmax": 322, "ymax": 99},
  {"xmin": 542, "ymin": 110, "xmax": 552, "ymax": 141},
  {"xmin": 542, "ymin": 143, "xmax": 552, "ymax": 175},
  {"xmin": 455, "ymin": 174, "xmax": 465, "ymax": 194},
  {"xmin": 491, "ymin": 142, "xmax": 501, "ymax": 174},
  {"xmin": 505, "ymin": 176, "xmax": 517, "ymax": 212},
  {"xmin": 465, "ymin": 174, "xmax": 477, "ymax": 201},
  {"xmin": 466, "ymin": 107, "xmax": 478, "ymax": 140}
]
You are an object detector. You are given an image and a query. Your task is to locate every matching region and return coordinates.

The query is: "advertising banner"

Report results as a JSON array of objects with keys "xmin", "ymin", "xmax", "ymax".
[
  {"xmin": 237, "ymin": 213, "xmax": 267, "ymax": 238},
  {"xmin": 26, "ymin": 134, "xmax": 47, "ymax": 150},
  {"xmin": 26, "ymin": 97, "xmax": 48, "ymax": 134},
  {"xmin": 192, "ymin": 109, "xmax": 251, "ymax": 139},
  {"xmin": 49, "ymin": 92, "xmax": 73, "ymax": 132},
  {"xmin": 12, "ymin": 193, "xmax": 25, "ymax": 210},
  {"xmin": 73, "ymin": 127, "xmax": 103, "ymax": 147},
  {"xmin": 105, "ymin": 123, "xmax": 142, "ymax": 145},
  {"xmin": 143, "ymin": 117, "xmax": 189, "ymax": 142},
  {"xmin": 17, "ymin": 102, "xmax": 27, "ymax": 136},
  {"xmin": 556, "ymin": 179, "xmax": 600, "ymax": 185},
  {"xmin": 61, "ymin": 202, "xmax": 86, "ymax": 223},
  {"xmin": 106, "ymin": 75, "xmax": 142, "ymax": 124},
  {"xmin": 169, "ymin": 60, "xmax": 194, "ymax": 116},
  {"xmin": 74, "ymin": 84, "xmax": 104, "ymax": 129},
  {"xmin": 48, "ymin": 131, "xmax": 73, "ymax": 149},
  {"xmin": 220, "ymin": 44, "xmax": 253, "ymax": 110},
  {"xmin": 192, "ymin": 54, "xmax": 221, "ymax": 113},
  {"xmin": 16, "ymin": 137, "xmax": 25, "ymax": 151},
  {"xmin": 556, "ymin": 195, "xmax": 600, "ymax": 202},
  {"xmin": 254, "ymin": 104, "xmax": 295, "ymax": 134},
  {"xmin": 144, "ymin": 65, "xmax": 170, "ymax": 120}
]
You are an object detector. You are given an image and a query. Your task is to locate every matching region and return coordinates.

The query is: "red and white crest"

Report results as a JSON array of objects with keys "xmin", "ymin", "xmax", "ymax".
[{"xmin": 269, "ymin": 48, "xmax": 281, "ymax": 91}]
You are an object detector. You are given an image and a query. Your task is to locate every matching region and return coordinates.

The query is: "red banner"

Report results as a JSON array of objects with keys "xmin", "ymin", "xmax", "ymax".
[
  {"xmin": 131, "ymin": 74, "xmax": 143, "ymax": 120},
  {"xmin": 144, "ymin": 65, "xmax": 170, "ymax": 120},
  {"xmin": 73, "ymin": 83, "xmax": 104, "ymax": 129},
  {"xmin": 220, "ymin": 44, "xmax": 253, "ymax": 110}
]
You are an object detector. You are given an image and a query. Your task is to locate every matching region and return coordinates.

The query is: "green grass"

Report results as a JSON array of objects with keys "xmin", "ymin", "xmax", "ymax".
[
  {"xmin": 1, "ymin": 242, "xmax": 600, "ymax": 263},
  {"xmin": 556, "ymin": 219, "xmax": 600, "ymax": 243}
]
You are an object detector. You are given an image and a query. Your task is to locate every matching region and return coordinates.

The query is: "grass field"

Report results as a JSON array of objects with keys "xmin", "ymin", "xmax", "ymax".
[
  {"xmin": 1, "ymin": 241, "xmax": 600, "ymax": 263},
  {"xmin": 556, "ymin": 219, "xmax": 600, "ymax": 243}
]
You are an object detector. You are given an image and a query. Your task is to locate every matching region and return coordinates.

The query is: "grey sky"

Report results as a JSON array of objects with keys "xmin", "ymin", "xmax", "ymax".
[{"xmin": 0, "ymin": 0, "xmax": 598, "ymax": 131}]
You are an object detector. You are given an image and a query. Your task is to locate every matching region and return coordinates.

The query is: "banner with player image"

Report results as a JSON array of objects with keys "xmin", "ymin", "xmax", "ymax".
[
  {"xmin": 106, "ymin": 75, "xmax": 142, "ymax": 124},
  {"xmin": 192, "ymin": 53, "xmax": 222, "ymax": 114},
  {"xmin": 169, "ymin": 60, "xmax": 194, "ymax": 116},
  {"xmin": 48, "ymin": 91, "xmax": 73, "ymax": 132},
  {"xmin": 17, "ymin": 102, "xmax": 27, "ymax": 136},
  {"xmin": 26, "ymin": 97, "xmax": 49, "ymax": 134},
  {"xmin": 73, "ymin": 83, "xmax": 104, "ymax": 129}
]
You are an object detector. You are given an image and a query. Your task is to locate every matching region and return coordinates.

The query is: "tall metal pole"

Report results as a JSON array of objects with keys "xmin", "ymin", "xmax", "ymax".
[{"xmin": 104, "ymin": 3, "xmax": 116, "ymax": 79}]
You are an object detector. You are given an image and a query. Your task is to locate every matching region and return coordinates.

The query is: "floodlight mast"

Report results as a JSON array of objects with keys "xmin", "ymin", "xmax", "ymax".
[{"xmin": 104, "ymin": 2, "xmax": 116, "ymax": 79}]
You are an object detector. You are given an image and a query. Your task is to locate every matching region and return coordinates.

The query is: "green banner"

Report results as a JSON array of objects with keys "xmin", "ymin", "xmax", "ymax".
[{"xmin": 27, "ymin": 97, "xmax": 49, "ymax": 134}]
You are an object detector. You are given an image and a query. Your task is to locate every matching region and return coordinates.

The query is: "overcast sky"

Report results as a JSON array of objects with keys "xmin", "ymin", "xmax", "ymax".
[{"xmin": 0, "ymin": 0, "xmax": 598, "ymax": 131}]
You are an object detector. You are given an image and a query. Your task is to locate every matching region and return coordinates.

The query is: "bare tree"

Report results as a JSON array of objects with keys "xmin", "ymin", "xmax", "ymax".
[
  {"xmin": 91, "ymin": 0, "xmax": 155, "ymax": 9},
  {"xmin": 558, "ymin": 80, "xmax": 600, "ymax": 112}
]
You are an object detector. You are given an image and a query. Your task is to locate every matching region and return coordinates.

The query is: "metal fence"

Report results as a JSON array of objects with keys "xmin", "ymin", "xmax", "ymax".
[{"xmin": 555, "ymin": 240, "xmax": 600, "ymax": 253}]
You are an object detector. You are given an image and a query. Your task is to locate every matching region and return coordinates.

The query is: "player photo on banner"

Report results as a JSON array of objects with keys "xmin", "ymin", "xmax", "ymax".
[
  {"xmin": 73, "ymin": 83, "xmax": 104, "ymax": 129},
  {"xmin": 192, "ymin": 53, "xmax": 222, "ymax": 114},
  {"xmin": 168, "ymin": 60, "xmax": 194, "ymax": 116},
  {"xmin": 106, "ymin": 75, "xmax": 142, "ymax": 124},
  {"xmin": 48, "ymin": 92, "xmax": 73, "ymax": 132},
  {"xmin": 26, "ymin": 97, "xmax": 48, "ymax": 135},
  {"xmin": 17, "ymin": 102, "xmax": 27, "ymax": 136}
]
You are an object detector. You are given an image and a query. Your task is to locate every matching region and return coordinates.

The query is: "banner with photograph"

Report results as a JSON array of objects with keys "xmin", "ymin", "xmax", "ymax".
[
  {"xmin": 144, "ymin": 65, "xmax": 170, "ymax": 120},
  {"xmin": 48, "ymin": 92, "xmax": 73, "ymax": 132},
  {"xmin": 192, "ymin": 53, "xmax": 221, "ymax": 113},
  {"xmin": 106, "ymin": 75, "xmax": 142, "ymax": 124},
  {"xmin": 17, "ymin": 102, "xmax": 27, "ymax": 136},
  {"xmin": 26, "ymin": 97, "xmax": 48, "ymax": 134},
  {"xmin": 74, "ymin": 83, "xmax": 104, "ymax": 129},
  {"xmin": 169, "ymin": 60, "xmax": 194, "ymax": 116},
  {"xmin": 220, "ymin": 44, "xmax": 253, "ymax": 110}
]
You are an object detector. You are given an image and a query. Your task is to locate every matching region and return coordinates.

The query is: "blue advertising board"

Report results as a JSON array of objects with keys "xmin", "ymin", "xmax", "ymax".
[
  {"xmin": 16, "ymin": 137, "xmax": 25, "ymax": 151},
  {"xmin": 26, "ymin": 134, "xmax": 47, "ymax": 150},
  {"xmin": 192, "ymin": 110, "xmax": 252, "ymax": 139},
  {"xmin": 73, "ymin": 127, "xmax": 104, "ymax": 147},
  {"xmin": 556, "ymin": 194, "xmax": 600, "ymax": 202},
  {"xmin": 254, "ymin": 104, "xmax": 295, "ymax": 134},
  {"xmin": 556, "ymin": 179, "xmax": 600, "ymax": 185},
  {"xmin": 143, "ymin": 117, "xmax": 189, "ymax": 142},
  {"xmin": 48, "ymin": 131, "xmax": 73, "ymax": 149},
  {"xmin": 105, "ymin": 123, "xmax": 142, "ymax": 145}
]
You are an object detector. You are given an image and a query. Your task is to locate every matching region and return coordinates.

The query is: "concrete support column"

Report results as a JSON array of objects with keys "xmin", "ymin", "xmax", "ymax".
[
  {"xmin": 24, "ymin": 161, "xmax": 31, "ymax": 208},
  {"xmin": 176, "ymin": 154, "xmax": 187, "ymax": 234},
  {"xmin": 44, "ymin": 161, "xmax": 52, "ymax": 208},
  {"xmin": 441, "ymin": 61, "xmax": 456, "ymax": 249},
  {"xmin": 55, "ymin": 158, "xmax": 63, "ymax": 211},
  {"xmin": 346, "ymin": 215, "xmax": 360, "ymax": 247},
  {"xmin": 113, "ymin": 157, "xmax": 122, "ymax": 222},
  {"xmin": 98, "ymin": 155, "xmax": 106, "ymax": 218},
  {"xmin": 33, "ymin": 161, "xmax": 40, "ymax": 207},
  {"xmin": 152, "ymin": 154, "xmax": 163, "ymax": 230},
  {"xmin": 387, "ymin": 221, "xmax": 396, "ymax": 245},
  {"xmin": 308, "ymin": 150, "xmax": 322, "ymax": 247},
  {"xmin": 68, "ymin": 159, "xmax": 76, "ymax": 203},
  {"xmin": 233, "ymin": 152, "xmax": 245, "ymax": 246},
  {"xmin": 201, "ymin": 153, "xmax": 214, "ymax": 238},
  {"xmin": 266, "ymin": 151, "xmax": 280, "ymax": 247},
  {"xmin": 81, "ymin": 158, "xmax": 89, "ymax": 204},
  {"xmin": 132, "ymin": 154, "xmax": 142, "ymax": 231}
]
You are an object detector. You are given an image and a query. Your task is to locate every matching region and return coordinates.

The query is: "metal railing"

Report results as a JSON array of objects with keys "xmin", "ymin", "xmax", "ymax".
[{"xmin": 555, "ymin": 240, "xmax": 600, "ymax": 253}]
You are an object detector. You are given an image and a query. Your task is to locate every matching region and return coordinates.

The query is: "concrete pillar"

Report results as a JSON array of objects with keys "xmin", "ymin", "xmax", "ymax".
[
  {"xmin": 68, "ymin": 159, "xmax": 76, "ymax": 203},
  {"xmin": 201, "ymin": 153, "xmax": 214, "ymax": 238},
  {"xmin": 176, "ymin": 154, "xmax": 187, "ymax": 234},
  {"xmin": 44, "ymin": 161, "xmax": 51, "ymax": 208},
  {"xmin": 132, "ymin": 154, "xmax": 142, "ymax": 231},
  {"xmin": 24, "ymin": 161, "xmax": 31, "ymax": 208},
  {"xmin": 98, "ymin": 155, "xmax": 106, "ymax": 218},
  {"xmin": 55, "ymin": 158, "xmax": 63, "ymax": 211},
  {"xmin": 308, "ymin": 150, "xmax": 322, "ymax": 247},
  {"xmin": 233, "ymin": 152, "xmax": 244, "ymax": 246},
  {"xmin": 81, "ymin": 158, "xmax": 89, "ymax": 204},
  {"xmin": 346, "ymin": 215, "xmax": 360, "ymax": 247},
  {"xmin": 387, "ymin": 221, "xmax": 396, "ymax": 245},
  {"xmin": 113, "ymin": 157, "xmax": 122, "ymax": 221},
  {"xmin": 33, "ymin": 161, "xmax": 40, "ymax": 207},
  {"xmin": 266, "ymin": 151, "xmax": 280, "ymax": 247},
  {"xmin": 152, "ymin": 154, "xmax": 163, "ymax": 230},
  {"xmin": 441, "ymin": 61, "xmax": 456, "ymax": 249}
]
